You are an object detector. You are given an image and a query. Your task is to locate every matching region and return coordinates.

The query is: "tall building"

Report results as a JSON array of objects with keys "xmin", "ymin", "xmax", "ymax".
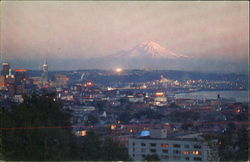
[
  {"xmin": 15, "ymin": 69, "xmax": 28, "ymax": 83},
  {"xmin": 15, "ymin": 69, "xmax": 29, "ymax": 95},
  {"xmin": 52, "ymin": 74, "xmax": 69, "ymax": 87},
  {"xmin": 4, "ymin": 69, "xmax": 16, "ymax": 96},
  {"xmin": 0, "ymin": 75, "xmax": 4, "ymax": 89},
  {"xmin": 216, "ymin": 94, "xmax": 222, "ymax": 111},
  {"xmin": 5, "ymin": 69, "xmax": 15, "ymax": 84},
  {"xmin": 128, "ymin": 129, "xmax": 219, "ymax": 161},
  {"xmin": 41, "ymin": 61, "xmax": 49, "ymax": 84},
  {"xmin": 8, "ymin": 84, "xmax": 16, "ymax": 96},
  {"xmin": 1, "ymin": 62, "xmax": 10, "ymax": 76}
]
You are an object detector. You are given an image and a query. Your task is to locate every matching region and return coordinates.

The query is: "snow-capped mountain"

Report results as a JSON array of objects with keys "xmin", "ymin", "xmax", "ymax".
[{"xmin": 113, "ymin": 41, "xmax": 188, "ymax": 59}]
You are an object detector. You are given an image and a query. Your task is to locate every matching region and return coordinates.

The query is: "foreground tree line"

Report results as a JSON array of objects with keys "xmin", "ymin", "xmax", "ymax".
[{"xmin": 0, "ymin": 94, "xmax": 129, "ymax": 161}]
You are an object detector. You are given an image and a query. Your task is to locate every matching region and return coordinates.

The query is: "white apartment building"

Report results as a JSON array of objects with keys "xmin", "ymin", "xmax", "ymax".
[{"xmin": 128, "ymin": 129, "xmax": 218, "ymax": 161}]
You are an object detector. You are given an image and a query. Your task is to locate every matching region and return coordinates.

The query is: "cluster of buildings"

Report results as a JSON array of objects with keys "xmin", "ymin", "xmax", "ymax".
[
  {"xmin": 0, "ymin": 61, "xmax": 69, "ymax": 102},
  {"xmin": 0, "ymin": 63, "xmax": 247, "ymax": 161},
  {"xmin": 0, "ymin": 62, "xmax": 31, "ymax": 100}
]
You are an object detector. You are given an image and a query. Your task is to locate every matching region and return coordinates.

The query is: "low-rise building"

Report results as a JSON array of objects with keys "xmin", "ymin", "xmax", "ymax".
[{"xmin": 128, "ymin": 129, "xmax": 218, "ymax": 161}]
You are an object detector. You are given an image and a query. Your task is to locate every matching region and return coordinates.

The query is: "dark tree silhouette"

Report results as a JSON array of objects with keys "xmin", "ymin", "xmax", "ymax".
[
  {"xmin": 1, "ymin": 94, "xmax": 130, "ymax": 161},
  {"xmin": 1, "ymin": 94, "xmax": 78, "ymax": 160},
  {"xmin": 144, "ymin": 154, "xmax": 160, "ymax": 161}
]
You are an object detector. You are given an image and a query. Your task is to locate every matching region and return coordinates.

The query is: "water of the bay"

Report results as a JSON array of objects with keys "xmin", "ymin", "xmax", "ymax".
[{"xmin": 175, "ymin": 90, "xmax": 249, "ymax": 102}]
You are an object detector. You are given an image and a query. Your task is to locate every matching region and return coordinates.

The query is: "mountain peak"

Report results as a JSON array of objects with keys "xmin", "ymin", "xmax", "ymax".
[
  {"xmin": 113, "ymin": 41, "xmax": 188, "ymax": 59},
  {"xmin": 141, "ymin": 40, "xmax": 160, "ymax": 46},
  {"xmin": 137, "ymin": 41, "xmax": 167, "ymax": 56}
]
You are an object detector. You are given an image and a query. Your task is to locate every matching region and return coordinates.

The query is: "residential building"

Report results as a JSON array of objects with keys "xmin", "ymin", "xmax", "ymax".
[{"xmin": 128, "ymin": 129, "xmax": 218, "ymax": 161}]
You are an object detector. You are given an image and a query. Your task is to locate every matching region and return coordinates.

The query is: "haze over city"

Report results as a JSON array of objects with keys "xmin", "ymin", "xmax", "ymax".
[{"xmin": 0, "ymin": 1, "xmax": 249, "ymax": 73}]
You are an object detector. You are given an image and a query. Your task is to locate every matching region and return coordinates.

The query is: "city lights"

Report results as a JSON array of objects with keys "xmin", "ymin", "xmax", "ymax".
[
  {"xmin": 111, "ymin": 124, "xmax": 116, "ymax": 130},
  {"xmin": 0, "ymin": 2, "xmax": 248, "ymax": 161},
  {"xmin": 81, "ymin": 130, "xmax": 87, "ymax": 136},
  {"xmin": 115, "ymin": 68, "xmax": 123, "ymax": 73},
  {"xmin": 183, "ymin": 151, "xmax": 190, "ymax": 155},
  {"xmin": 155, "ymin": 92, "xmax": 165, "ymax": 96},
  {"xmin": 86, "ymin": 82, "xmax": 93, "ymax": 86},
  {"xmin": 192, "ymin": 151, "xmax": 201, "ymax": 155}
]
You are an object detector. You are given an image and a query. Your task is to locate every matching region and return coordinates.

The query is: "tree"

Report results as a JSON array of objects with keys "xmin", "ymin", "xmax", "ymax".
[
  {"xmin": 86, "ymin": 114, "xmax": 99, "ymax": 125},
  {"xmin": 118, "ymin": 112, "xmax": 132, "ymax": 124},
  {"xmin": 144, "ymin": 154, "xmax": 160, "ymax": 161},
  {"xmin": 0, "ymin": 135, "xmax": 3, "ymax": 160},
  {"xmin": 101, "ymin": 136, "xmax": 129, "ymax": 161},
  {"xmin": 1, "ymin": 94, "xmax": 130, "ymax": 161},
  {"xmin": 235, "ymin": 129, "xmax": 248, "ymax": 160},
  {"xmin": 168, "ymin": 102, "xmax": 181, "ymax": 108},
  {"xmin": 218, "ymin": 124, "xmax": 248, "ymax": 161},
  {"xmin": 1, "ymin": 94, "xmax": 78, "ymax": 160},
  {"xmin": 167, "ymin": 110, "xmax": 200, "ymax": 122},
  {"xmin": 79, "ymin": 129, "xmax": 102, "ymax": 160},
  {"xmin": 79, "ymin": 129, "xmax": 129, "ymax": 161},
  {"xmin": 202, "ymin": 134, "xmax": 220, "ymax": 161},
  {"xmin": 181, "ymin": 123, "xmax": 194, "ymax": 131}
]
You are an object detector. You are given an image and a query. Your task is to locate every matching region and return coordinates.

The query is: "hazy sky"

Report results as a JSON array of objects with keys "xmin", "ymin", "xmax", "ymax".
[{"xmin": 0, "ymin": 1, "xmax": 249, "ymax": 63}]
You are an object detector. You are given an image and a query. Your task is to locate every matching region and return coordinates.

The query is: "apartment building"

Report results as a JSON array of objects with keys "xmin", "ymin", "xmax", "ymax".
[{"xmin": 128, "ymin": 129, "xmax": 218, "ymax": 161}]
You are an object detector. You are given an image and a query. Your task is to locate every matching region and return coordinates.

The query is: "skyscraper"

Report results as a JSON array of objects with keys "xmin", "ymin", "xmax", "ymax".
[
  {"xmin": 41, "ymin": 61, "xmax": 48, "ymax": 84},
  {"xmin": 0, "ymin": 75, "xmax": 4, "ymax": 89},
  {"xmin": 1, "ymin": 62, "xmax": 10, "ymax": 76},
  {"xmin": 15, "ymin": 69, "xmax": 28, "ymax": 83},
  {"xmin": 216, "ymin": 94, "xmax": 222, "ymax": 111}
]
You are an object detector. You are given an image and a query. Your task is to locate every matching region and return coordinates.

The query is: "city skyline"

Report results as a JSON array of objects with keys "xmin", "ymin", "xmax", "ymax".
[
  {"xmin": 0, "ymin": 2, "xmax": 249, "ymax": 159},
  {"xmin": 0, "ymin": 1, "xmax": 249, "ymax": 72}
]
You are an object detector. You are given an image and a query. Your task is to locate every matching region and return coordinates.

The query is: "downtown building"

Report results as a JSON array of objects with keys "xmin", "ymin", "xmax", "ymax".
[
  {"xmin": 0, "ymin": 62, "xmax": 31, "ymax": 98},
  {"xmin": 128, "ymin": 129, "xmax": 219, "ymax": 161}
]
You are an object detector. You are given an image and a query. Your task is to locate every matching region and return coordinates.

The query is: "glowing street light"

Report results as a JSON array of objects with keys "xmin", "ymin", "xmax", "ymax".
[
  {"xmin": 86, "ymin": 82, "xmax": 93, "ymax": 86},
  {"xmin": 111, "ymin": 124, "xmax": 117, "ymax": 130},
  {"xmin": 81, "ymin": 130, "xmax": 87, "ymax": 136}
]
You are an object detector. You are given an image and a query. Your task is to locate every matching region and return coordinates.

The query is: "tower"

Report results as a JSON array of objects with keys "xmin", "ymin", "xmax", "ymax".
[
  {"xmin": 41, "ymin": 61, "xmax": 48, "ymax": 84},
  {"xmin": 216, "ymin": 94, "xmax": 222, "ymax": 111},
  {"xmin": 1, "ymin": 62, "xmax": 10, "ymax": 76}
]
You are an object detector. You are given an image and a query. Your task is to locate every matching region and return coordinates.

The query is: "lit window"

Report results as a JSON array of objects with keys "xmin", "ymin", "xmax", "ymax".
[
  {"xmin": 111, "ymin": 124, "xmax": 116, "ymax": 130},
  {"xmin": 183, "ymin": 151, "xmax": 190, "ymax": 155},
  {"xmin": 173, "ymin": 144, "xmax": 180, "ymax": 148},
  {"xmin": 81, "ymin": 130, "xmax": 87, "ymax": 136},
  {"xmin": 161, "ymin": 144, "xmax": 169, "ymax": 148},
  {"xmin": 192, "ymin": 151, "xmax": 202, "ymax": 155}
]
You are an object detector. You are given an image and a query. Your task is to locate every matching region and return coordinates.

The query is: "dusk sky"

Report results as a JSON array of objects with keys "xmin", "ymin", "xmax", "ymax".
[{"xmin": 0, "ymin": 1, "xmax": 249, "ymax": 70}]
